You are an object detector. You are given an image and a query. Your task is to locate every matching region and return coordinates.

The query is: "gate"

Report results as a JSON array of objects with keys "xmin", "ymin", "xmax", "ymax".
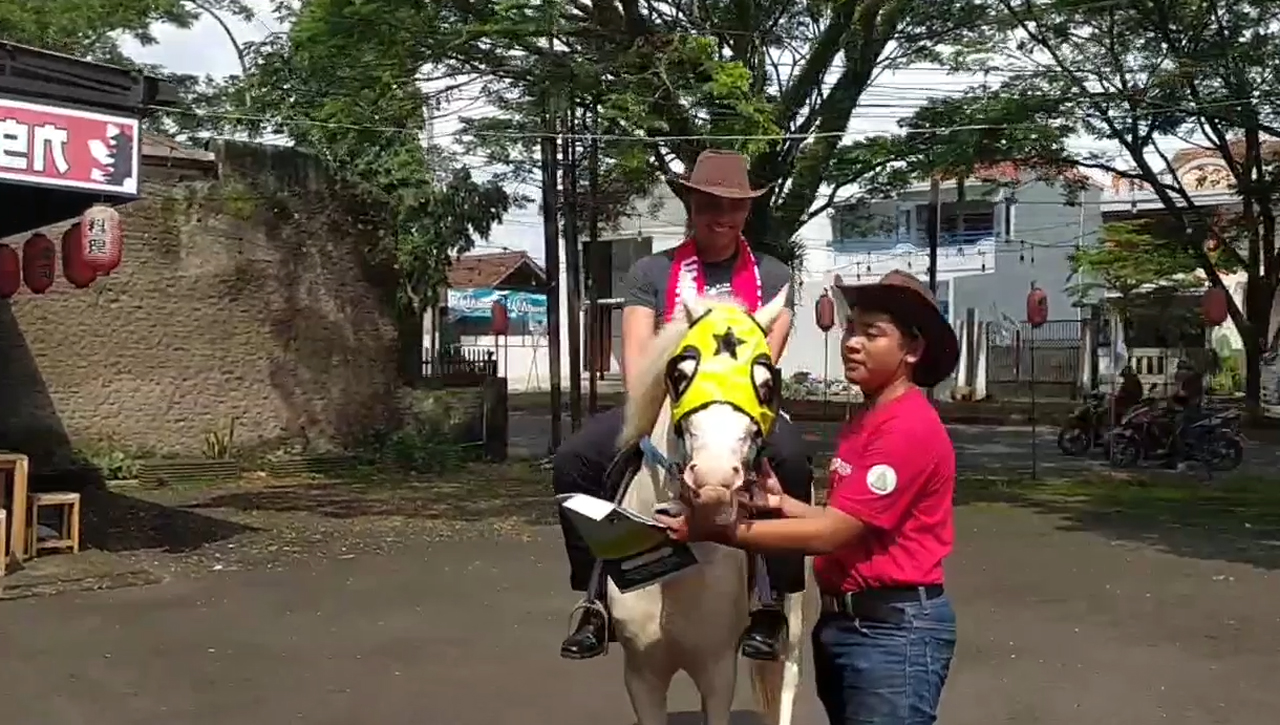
[{"xmin": 985, "ymin": 319, "xmax": 1083, "ymax": 397}]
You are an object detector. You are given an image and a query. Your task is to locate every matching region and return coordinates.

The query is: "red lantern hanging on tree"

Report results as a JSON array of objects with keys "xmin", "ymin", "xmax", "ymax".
[
  {"xmin": 61, "ymin": 223, "xmax": 97, "ymax": 289},
  {"xmin": 1026, "ymin": 283, "xmax": 1049, "ymax": 328},
  {"xmin": 22, "ymin": 233, "xmax": 56, "ymax": 294},
  {"xmin": 80, "ymin": 203, "xmax": 123, "ymax": 275},
  {"xmin": 490, "ymin": 298, "xmax": 510, "ymax": 336},
  {"xmin": 0, "ymin": 245, "xmax": 20, "ymax": 299},
  {"xmin": 815, "ymin": 290, "xmax": 836, "ymax": 332},
  {"xmin": 1201, "ymin": 286, "xmax": 1228, "ymax": 327}
]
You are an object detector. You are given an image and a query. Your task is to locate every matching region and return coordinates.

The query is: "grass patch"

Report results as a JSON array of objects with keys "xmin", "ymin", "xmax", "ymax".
[{"xmin": 955, "ymin": 471, "xmax": 1280, "ymax": 568}]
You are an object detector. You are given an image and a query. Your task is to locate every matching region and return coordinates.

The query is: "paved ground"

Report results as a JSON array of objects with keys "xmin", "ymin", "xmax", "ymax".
[
  {"xmin": 511, "ymin": 412, "xmax": 1280, "ymax": 475},
  {"xmin": 1, "ymin": 503, "xmax": 1276, "ymax": 725}
]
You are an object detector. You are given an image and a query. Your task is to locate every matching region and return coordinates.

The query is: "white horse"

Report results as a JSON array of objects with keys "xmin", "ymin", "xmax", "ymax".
[{"xmin": 608, "ymin": 286, "xmax": 812, "ymax": 725}]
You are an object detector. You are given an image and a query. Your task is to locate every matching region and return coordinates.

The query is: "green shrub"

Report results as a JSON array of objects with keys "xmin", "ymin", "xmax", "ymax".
[
  {"xmin": 1210, "ymin": 352, "xmax": 1244, "ymax": 394},
  {"xmin": 72, "ymin": 440, "xmax": 144, "ymax": 481},
  {"xmin": 355, "ymin": 423, "xmax": 479, "ymax": 474}
]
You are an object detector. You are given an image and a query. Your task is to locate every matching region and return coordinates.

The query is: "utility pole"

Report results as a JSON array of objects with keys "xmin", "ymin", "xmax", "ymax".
[
  {"xmin": 540, "ymin": 6, "xmax": 563, "ymax": 452},
  {"xmin": 561, "ymin": 105, "xmax": 584, "ymax": 431},
  {"xmin": 926, "ymin": 176, "xmax": 941, "ymax": 402},
  {"xmin": 927, "ymin": 176, "xmax": 940, "ymax": 296},
  {"xmin": 585, "ymin": 99, "xmax": 601, "ymax": 415}
]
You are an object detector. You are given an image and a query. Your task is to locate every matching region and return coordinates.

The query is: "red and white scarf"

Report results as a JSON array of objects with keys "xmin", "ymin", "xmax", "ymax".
[{"xmin": 664, "ymin": 237, "xmax": 763, "ymax": 323}]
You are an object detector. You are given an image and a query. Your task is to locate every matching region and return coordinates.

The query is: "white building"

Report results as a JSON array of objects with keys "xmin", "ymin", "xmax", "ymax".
[{"xmin": 442, "ymin": 166, "xmax": 1104, "ymax": 398}]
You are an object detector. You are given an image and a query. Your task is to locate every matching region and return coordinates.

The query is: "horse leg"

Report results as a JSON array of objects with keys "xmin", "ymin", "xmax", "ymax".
[
  {"xmin": 623, "ymin": 654, "xmax": 673, "ymax": 725},
  {"xmin": 690, "ymin": 650, "xmax": 738, "ymax": 725}
]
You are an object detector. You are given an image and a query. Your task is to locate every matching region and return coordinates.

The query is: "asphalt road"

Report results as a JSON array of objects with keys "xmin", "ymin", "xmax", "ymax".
[
  {"xmin": 510, "ymin": 412, "xmax": 1277, "ymax": 475},
  {"xmin": 1, "ymin": 507, "xmax": 1276, "ymax": 725}
]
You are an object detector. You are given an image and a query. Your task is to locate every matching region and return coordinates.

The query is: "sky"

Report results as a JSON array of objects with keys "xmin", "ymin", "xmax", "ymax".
[{"xmin": 117, "ymin": 3, "xmax": 1122, "ymax": 265}]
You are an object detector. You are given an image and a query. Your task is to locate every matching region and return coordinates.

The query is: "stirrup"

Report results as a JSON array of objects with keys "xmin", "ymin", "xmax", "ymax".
[{"xmin": 566, "ymin": 598, "xmax": 611, "ymax": 655}]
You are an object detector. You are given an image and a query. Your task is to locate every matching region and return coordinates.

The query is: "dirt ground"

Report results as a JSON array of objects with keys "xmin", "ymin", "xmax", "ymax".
[{"xmin": 0, "ymin": 463, "xmax": 1278, "ymax": 724}]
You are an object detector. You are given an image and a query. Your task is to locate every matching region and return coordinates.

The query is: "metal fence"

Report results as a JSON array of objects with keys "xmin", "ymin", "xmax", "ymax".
[
  {"xmin": 986, "ymin": 320, "xmax": 1083, "ymax": 385},
  {"xmin": 424, "ymin": 345, "xmax": 499, "ymax": 384}
]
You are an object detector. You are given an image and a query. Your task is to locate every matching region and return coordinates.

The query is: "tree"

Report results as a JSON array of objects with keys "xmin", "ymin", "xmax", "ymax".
[
  {"xmin": 0, "ymin": 0, "xmax": 256, "ymax": 66},
  {"xmin": 0, "ymin": 0, "xmax": 264, "ymax": 137},
  {"xmin": 414, "ymin": 0, "xmax": 997, "ymax": 266},
  {"xmin": 1068, "ymin": 220, "xmax": 1209, "ymax": 344},
  {"xmin": 222, "ymin": 0, "xmax": 514, "ymax": 381},
  {"xmin": 889, "ymin": 0, "xmax": 1280, "ymax": 408}
]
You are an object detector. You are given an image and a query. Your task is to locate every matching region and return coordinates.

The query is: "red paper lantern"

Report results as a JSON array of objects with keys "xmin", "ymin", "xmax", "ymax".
[
  {"xmin": 61, "ymin": 223, "xmax": 97, "ymax": 289},
  {"xmin": 80, "ymin": 203, "xmax": 123, "ymax": 275},
  {"xmin": 22, "ymin": 233, "xmax": 56, "ymax": 294},
  {"xmin": 1026, "ymin": 285, "xmax": 1049, "ymax": 328},
  {"xmin": 0, "ymin": 245, "xmax": 20, "ymax": 299},
  {"xmin": 815, "ymin": 291, "xmax": 836, "ymax": 332},
  {"xmin": 490, "ymin": 299, "xmax": 510, "ymax": 336},
  {"xmin": 1202, "ymin": 286, "xmax": 1228, "ymax": 326}
]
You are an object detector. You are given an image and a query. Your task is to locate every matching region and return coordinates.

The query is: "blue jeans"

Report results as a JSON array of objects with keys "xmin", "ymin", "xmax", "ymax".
[{"xmin": 812, "ymin": 593, "xmax": 957, "ymax": 724}]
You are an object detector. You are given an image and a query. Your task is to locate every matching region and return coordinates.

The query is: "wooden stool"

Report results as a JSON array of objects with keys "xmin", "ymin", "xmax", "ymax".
[{"xmin": 29, "ymin": 492, "xmax": 81, "ymax": 556}]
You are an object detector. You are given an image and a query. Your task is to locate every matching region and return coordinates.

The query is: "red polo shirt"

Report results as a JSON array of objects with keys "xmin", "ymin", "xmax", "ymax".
[{"xmin": 814, "ymin": 387, "xmax": 955, "ymax": 593}]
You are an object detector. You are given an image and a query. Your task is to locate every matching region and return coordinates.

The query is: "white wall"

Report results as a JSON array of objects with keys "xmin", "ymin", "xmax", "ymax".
[{"xmin": 951, "ymin": 182, "xmax": 1102, "ymax": 329}]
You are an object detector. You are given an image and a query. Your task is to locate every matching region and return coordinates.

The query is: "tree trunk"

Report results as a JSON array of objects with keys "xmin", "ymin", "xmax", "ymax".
[
  {"xmin": 398, "ymin": 303, "xmax": 426, "ymax": 385},
  {"xmin": 1244, "ymin": 275, "xmax": 1275, "ymax": 415}
]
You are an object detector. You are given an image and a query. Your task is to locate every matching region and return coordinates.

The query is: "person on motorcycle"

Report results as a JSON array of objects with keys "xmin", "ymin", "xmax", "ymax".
[
  {"xmin": 550, "ymin": 149, "xmax": 815, "ymax": 662},
  {"xmin": 1115, "ymin": 365, "xmax": 1143, "ymax": 424},
  {"xmin": 1167, "ymin": 359, "xmax": 1205, "ymax": 467}
]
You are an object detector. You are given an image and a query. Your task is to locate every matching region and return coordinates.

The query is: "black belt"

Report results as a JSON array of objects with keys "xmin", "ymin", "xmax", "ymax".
[{"xmin": 819, "ymin": 585, "xmax": 945, "ymax": 624}]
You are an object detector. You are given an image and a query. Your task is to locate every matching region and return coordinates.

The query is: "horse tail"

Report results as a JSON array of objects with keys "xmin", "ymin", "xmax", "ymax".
[{"xmin": 751, "ymin": 555, "xmax": 812, "ymax": 725}]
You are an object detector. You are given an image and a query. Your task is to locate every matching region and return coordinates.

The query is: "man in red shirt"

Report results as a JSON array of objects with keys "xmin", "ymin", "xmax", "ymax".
[{"xmin": 658, "ymin": 270, "xmax": 960, "ymax": 725}]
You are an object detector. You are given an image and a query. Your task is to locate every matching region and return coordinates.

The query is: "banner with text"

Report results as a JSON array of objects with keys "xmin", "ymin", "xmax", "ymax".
[
  {"xmin": 0, "ymin": 98, "xmax": 141, "ymax": 196},
  {"xmin": 446, "ymin": 287, "xmax": 548, "ymax": 336}
]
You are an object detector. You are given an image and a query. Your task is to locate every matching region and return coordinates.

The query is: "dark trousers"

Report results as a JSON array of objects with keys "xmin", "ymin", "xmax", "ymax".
[
  {"xmin": 552, "ymin": 406, "xmax": 814, "ymax": 593},
  {"xmin": 1168, "ymin": 403, "xmax": 1202, "ymax": 464},
  {"xmin": 813, "ymin": 594, "xmax": 957, "ymax": 724}
]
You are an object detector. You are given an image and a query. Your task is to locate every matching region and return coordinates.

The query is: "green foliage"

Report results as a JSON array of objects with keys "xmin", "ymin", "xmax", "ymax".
[
  {"xmin": 236, "ymin": 2, "xmax": 513, "ymax": 313},
  {"xmin": 73, "ymin": 440, "xmax": 147, "ymax": 481},
  {"xmin": 202, "ymin": 417, "xmax": 237, "ymax": 460},
  {"xmin": 1068, "ymin": 220, "xmax": 1204, "ymax": 306},
  {"xmin": 422, "ymin": 0, "xmax": 997, "ymax": 266},
  {"xmin": 356, "ymin": 423, "xmax": 479, "ymax": 474},
  {"xmin": 890, "ymin": 0, "xmax": 1280, "ymax": 402},
  {"xmin": 0, "ymin": 0, "xmax": 248, "ymax": 62},
  {"xmin": 1210, "ymin": 352, "xmax": 1244, "ymax": 394}
]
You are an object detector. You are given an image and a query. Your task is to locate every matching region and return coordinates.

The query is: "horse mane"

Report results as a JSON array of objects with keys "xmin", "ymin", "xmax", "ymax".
[{"xmin": 617, "ymin": 294, "xmax": 744, "ymax": 450}]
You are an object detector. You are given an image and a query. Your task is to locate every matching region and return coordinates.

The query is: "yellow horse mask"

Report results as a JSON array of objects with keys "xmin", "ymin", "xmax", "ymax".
[{"xmin": 664, "ymin": 302, "xmax": 782, "ymax": 438}]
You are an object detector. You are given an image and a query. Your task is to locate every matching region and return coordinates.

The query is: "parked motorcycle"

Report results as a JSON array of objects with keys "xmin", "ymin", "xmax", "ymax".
[
  {"xmin": 1185, "ymin": 409, "xmax": 1245, "ymax": 472},
  {"xmin": 1056, "ymin": 391, "xmax": 1110, "ymax": 456},
  {"xmin": 1106, "ymin": 397, "xmax": 1166, "ymax": 468},
  {"xmin": 1108, "ymin": 403, "xmax": 1245, "ymax": 472}
]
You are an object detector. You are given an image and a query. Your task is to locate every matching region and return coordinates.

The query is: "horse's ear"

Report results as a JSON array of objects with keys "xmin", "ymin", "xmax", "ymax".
[
  {"xmin": 753, "ymin": 284, "xmax": 789, "ymax": 331},
  {"xmin": 681, "ymin": 295, "xmax": 707, "ymax": 325}
]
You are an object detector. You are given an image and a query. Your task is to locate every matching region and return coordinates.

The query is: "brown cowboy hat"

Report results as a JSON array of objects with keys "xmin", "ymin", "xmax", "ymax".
[
  {"xmin": 834, "ymin": 270, "xmax": 960, "ymax": 388},
  {"xmin": 676, "ymin": 149, "xmax": 771, "ymax": 199}
]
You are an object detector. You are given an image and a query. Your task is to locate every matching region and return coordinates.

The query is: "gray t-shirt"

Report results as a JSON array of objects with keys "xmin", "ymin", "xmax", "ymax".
[{"xmin": 619, "ymin": 248, "xmax": 796, "ymax": 322}]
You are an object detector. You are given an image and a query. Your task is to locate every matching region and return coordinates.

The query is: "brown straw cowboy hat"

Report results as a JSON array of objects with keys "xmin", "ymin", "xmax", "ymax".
[
  {"xmin": 834, "ymin": 270, "xmax": 960, "ymax": 388},
  {"xmin": 676, "ymin": 149, "xmax": 771, "ymax": 199}
]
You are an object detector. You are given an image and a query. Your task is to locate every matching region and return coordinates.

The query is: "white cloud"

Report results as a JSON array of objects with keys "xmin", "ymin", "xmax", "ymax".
[{"xmin": 120, "ymin": 1, "xmax": 277, "ymax": 78}]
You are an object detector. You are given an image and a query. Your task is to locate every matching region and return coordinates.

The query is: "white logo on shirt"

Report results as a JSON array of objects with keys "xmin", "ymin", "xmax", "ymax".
[
  {"xmin": 866, "ymin": 464, "xmax": 897, "ymax": 495},
  {"xmin": 829, "ymin": 457, "xmax": 852, "ymax": 476}
]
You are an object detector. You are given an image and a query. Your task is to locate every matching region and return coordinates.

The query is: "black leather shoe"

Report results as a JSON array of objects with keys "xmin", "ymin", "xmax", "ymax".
[
  {"xmin": 560, "ymin": 604, "xmax": 611, "ymax": 660},
  {"xmin": 740, "ymin": 607, "xmax": 787, "ymax": 661}
]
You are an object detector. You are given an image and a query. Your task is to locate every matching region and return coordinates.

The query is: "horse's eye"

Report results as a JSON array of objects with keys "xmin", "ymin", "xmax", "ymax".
[
  {"xmin": 751, "ymin": 355, "xmax": 779, "ymax": 407},
  {"xmin": 665, "ymin": 348, "xmax": 700, "ymax": 401}
]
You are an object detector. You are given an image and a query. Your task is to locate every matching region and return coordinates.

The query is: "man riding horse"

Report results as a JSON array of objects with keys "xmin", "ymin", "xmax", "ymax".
[{"xmin": 552, "ymin": 149, "xmax": 815, "ymax": 661}]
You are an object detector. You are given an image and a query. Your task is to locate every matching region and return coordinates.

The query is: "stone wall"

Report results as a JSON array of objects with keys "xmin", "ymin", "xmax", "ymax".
[{"xmin": 0, "ymin": 141, "xmax": 401, "ymax": 467}]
